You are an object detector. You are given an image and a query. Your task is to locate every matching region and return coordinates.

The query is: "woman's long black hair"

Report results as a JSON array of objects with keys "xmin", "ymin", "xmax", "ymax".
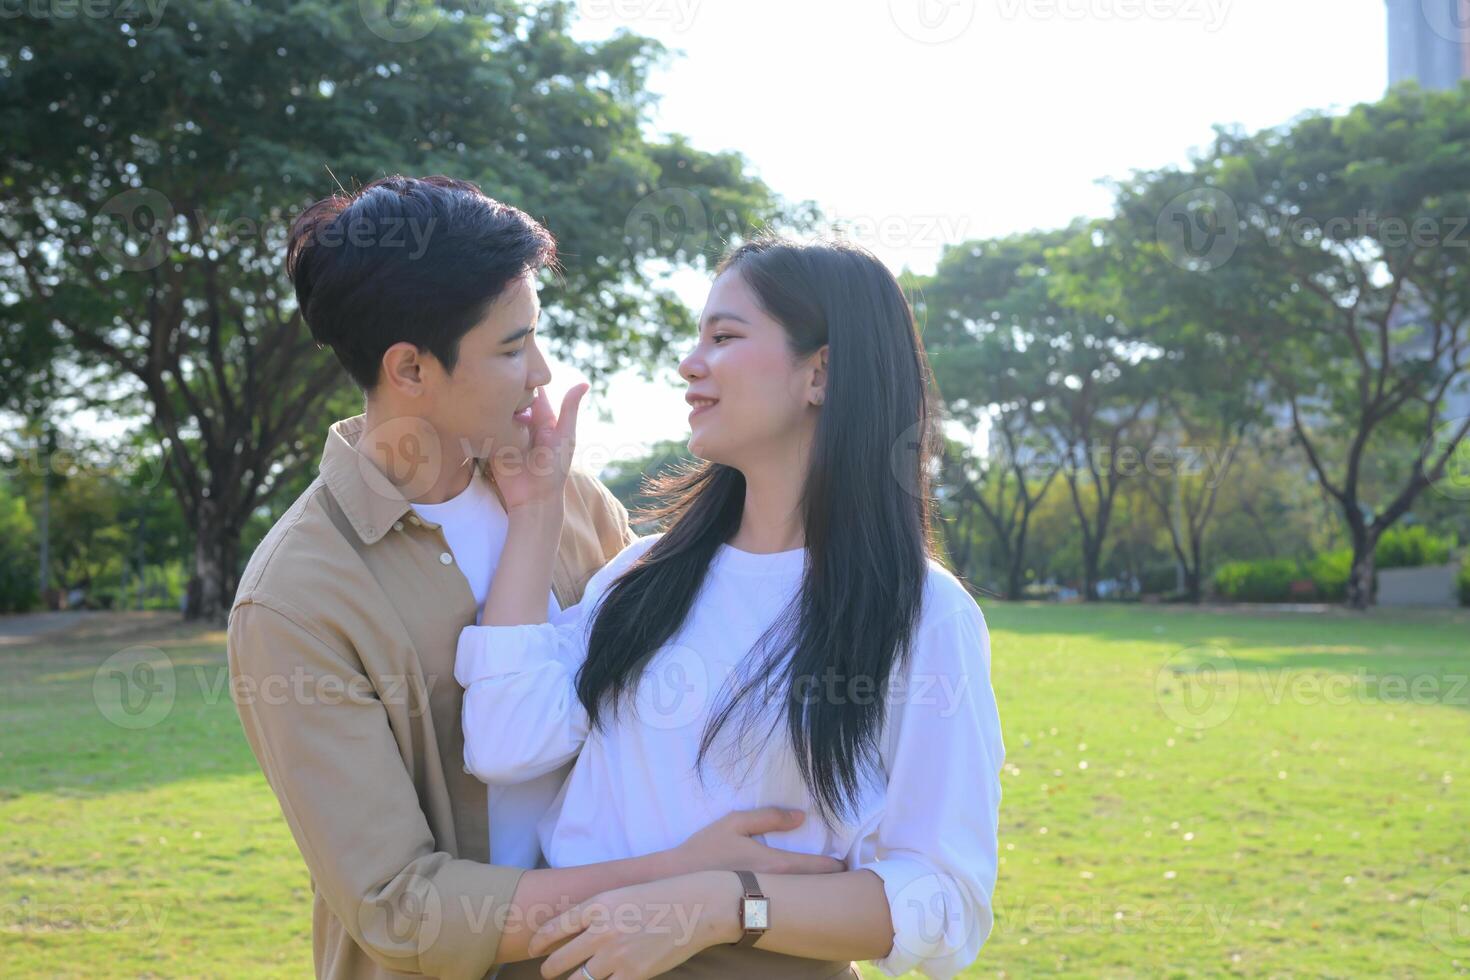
[{"xmin": 574, "ymin": 236, "xmax": 944, "ymax": 826}]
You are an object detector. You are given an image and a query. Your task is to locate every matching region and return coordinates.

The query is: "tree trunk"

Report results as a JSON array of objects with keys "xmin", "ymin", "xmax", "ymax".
[
  {"xmin": 1082, "ymin": 543, "xmax": 1101, "ymax": 601},
  {"xmin": 1346, "ymin": 531, "xmax": 1377, "ymax": 611},
  {"xmin": 185, "ymin": 498, "xmax": 239, "ymax": 623}
]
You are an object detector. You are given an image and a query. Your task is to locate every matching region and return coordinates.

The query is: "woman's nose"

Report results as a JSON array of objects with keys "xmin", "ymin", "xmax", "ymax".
[{"xmin": 678, "ymin": 349, "xmax": 704, "ymax": 381}]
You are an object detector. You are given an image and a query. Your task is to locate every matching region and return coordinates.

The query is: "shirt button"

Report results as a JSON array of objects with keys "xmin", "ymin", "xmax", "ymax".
[
  {"xmin": 392, "ymin": 521, "xmax": 404, "ymax": 532},
  {"xmin": 408, "ymin": 515, "xmax": 422, "ymax": 526},
  {"xmin": 439, "ymin": 552, "xmax": 453, "ymax": 565}
]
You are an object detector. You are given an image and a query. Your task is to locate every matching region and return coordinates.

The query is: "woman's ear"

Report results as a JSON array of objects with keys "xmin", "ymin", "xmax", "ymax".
[{"xmin": 810, "ymin": 345, "xmax": 829, "ymax": 406}]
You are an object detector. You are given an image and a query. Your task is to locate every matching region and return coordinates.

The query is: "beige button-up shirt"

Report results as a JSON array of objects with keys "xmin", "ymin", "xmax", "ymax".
[{"xmin": 227, "ymin": 414, "xmax": 635, "ymax": 979}]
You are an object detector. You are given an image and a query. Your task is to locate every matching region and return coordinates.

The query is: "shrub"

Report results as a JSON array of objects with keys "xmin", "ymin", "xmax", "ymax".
[
  {"xmin": 1375, "ymin": 525, "xmax": 1453, "ymax": 569},
  {"xmin": 1212, "ymin": 558, "xmax": 1303, "ymax": 602},
  {"xmin": 1306, "ymin": 549, "xmax": 1352, "ymax": 601},
  {"xmin": 1459, "ymin": 552, "xmax": 1469, "ymax": 607}
]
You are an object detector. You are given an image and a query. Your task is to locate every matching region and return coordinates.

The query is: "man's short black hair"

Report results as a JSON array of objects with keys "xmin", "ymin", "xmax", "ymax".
[{"xmin": 286, "ymin": 175, "xmax": 557, "ymax": 391}]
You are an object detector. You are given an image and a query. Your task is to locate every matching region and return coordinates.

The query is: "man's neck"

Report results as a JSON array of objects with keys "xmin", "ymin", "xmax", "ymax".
[{"xmin": 358, "ymin": 405, "xmax": 474, "ymax": 505}]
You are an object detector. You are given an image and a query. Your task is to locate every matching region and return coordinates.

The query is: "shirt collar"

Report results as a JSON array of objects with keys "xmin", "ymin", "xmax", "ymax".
[{"xmin": 319, "ymin": 414, "xmax": 495, "ymax": 545}]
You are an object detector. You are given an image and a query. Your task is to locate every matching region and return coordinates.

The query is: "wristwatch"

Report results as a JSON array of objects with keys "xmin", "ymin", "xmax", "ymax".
[{"xmin": 733, "ymin": 870, "xmax": 769, "ymax": 946}]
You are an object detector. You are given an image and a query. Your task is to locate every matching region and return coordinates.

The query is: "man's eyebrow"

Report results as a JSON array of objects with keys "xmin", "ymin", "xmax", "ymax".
[{"xmin": 500, "ymin": 323, "xmax": 536, "ymax": 344}]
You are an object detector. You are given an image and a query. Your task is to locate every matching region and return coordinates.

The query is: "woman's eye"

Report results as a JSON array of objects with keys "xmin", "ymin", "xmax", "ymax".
[{"xmin": 712, "ymin": 334, "xmax": 732, "ymax": 344}]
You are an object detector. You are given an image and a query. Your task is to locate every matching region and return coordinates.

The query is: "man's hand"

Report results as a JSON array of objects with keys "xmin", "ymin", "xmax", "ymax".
[
  {"xmin": 667, "ymin": 807, "xmax": 846, "ymax": 876},
  {"xmin": 490, "ymin": 382, "xmax": 588, "ymax": 515},
  {"xmin": 527, "ymin": 871, "xmax": 742, "ymax": 980}
]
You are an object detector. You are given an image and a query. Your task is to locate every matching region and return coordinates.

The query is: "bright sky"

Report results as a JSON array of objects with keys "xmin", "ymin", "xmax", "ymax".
[{"xmin": 556, "ymin": 0, "xmax": 1393, "ymax": 467}]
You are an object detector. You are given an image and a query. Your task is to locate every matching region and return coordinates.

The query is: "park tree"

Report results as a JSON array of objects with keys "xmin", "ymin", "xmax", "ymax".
[
  {"xmin": 1107, "ymin": 83, "xmax": 1470, "ymax": 608},
  {"xmin": 917, "ymin": 233, "xmax": 1068, "ymax": 599},
  {"xmin": 0, "ymin": 0, "xmax": 800, "ymax": 620},
  {"xmin": 1052, "ymin": 213, "xmax": 1265, "ymax": 603}
]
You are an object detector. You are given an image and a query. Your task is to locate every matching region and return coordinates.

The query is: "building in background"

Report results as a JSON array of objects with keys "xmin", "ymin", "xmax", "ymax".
[{"xmin": 1388, "ymin": 0, "xmax": 1470, "ymax": 89}]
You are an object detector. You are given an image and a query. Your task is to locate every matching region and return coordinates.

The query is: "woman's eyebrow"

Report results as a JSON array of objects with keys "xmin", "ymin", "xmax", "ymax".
[{"xmin": 702, "ymin": 312, "xmax": 751, "ymax": 328}]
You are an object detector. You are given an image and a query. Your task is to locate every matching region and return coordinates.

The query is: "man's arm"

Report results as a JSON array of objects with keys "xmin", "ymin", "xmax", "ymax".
[{"xmin": 229, "ymin": 599, "xmax": 843, "ymax": 976}]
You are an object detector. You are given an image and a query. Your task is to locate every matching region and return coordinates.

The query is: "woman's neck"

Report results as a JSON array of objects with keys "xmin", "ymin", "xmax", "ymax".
[{"xmin": 729, "ymin": 451, "xmax": 807, "ymax": 554}]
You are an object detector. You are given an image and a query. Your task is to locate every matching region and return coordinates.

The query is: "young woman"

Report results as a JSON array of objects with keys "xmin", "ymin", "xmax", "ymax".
[{"xmin": 461, "ymin": 237, "xmax": 1004, "ymax": 980}]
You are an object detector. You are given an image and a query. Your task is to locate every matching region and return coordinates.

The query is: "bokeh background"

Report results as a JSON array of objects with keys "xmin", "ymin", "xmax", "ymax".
[{"xmin": 2, "ymin": 0, "xmax": 1468, "ymax": 975}]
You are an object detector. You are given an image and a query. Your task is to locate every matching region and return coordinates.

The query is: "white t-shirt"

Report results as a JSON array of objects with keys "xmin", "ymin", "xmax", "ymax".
[
  {"xmin": 455, "ymin": 533, "xmax": 1006, "ymax": 979},
  {"xmin": 410, "ymin": 465, "xmax": 561, "ymax": 870}
]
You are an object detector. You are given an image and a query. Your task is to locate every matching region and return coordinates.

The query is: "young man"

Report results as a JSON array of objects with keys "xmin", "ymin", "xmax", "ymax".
[{"xmin": 227, "ymin": 176, "xmax": 842, "ymax": 980}]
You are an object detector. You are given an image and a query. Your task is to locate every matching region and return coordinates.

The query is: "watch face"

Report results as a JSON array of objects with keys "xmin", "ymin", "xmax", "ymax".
[{"xmin": 742, "ymin": 898, "xmax": 769, "ymax": 930}]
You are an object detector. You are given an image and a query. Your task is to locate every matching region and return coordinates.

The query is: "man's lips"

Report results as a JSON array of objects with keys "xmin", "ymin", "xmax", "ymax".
[{"xmin": 512, "ymin": 404, "xmax": 534, "ymax": 423}]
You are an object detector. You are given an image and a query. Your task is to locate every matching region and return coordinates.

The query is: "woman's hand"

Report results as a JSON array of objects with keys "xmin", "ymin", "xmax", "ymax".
[
  {"xmin": 490, "ymin": 383, "xmax": 588, "ymax": 515},
  {"xmin": 529, "ymin": 871, "xmax": 744, "ymax": 980},
  {"xmin": 668, "ymin": 806, "xmax": 846, "ymax": 876}
]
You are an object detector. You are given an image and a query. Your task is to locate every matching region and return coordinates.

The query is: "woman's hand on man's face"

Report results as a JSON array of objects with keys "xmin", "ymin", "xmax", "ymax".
[{"xmin": 492, "ymin": 382, "xmax": 588, "ymax": 516}]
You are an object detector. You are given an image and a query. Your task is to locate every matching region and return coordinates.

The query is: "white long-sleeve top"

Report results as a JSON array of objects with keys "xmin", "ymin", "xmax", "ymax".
[{"xmin": 456, "ymin": 534, "xmax": 1005, "ymax": 979}]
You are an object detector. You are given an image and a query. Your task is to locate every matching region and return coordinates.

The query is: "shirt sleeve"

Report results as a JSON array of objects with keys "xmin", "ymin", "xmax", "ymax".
[
  {"xmin": 456, "ymin": 535, "xmax": 653, "ymax": 784},
  {"xmin": 857, "ymin": 601, "xmax": 1005, "ymax": 980},
  {"xmin": 227, "ymin": 600, "xmax": 525, "ymax": 979}
]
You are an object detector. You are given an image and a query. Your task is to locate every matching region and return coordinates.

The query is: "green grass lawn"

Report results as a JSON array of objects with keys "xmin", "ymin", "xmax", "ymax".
[{"xmin": 1, "ymin": 604, "xmax": 1467, "ymax": 977}]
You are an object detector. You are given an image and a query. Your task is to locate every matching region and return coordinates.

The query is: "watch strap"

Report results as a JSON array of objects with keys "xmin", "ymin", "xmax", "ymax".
[{"xmin": 734, "ymin": 870, "xmax": 766, "ymax": 947}]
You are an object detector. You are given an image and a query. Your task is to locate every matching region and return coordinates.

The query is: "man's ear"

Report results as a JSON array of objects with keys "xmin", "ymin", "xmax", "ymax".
[{"xmin": 379, "ymin": 342, "xmax": 426, "ymax": 397}]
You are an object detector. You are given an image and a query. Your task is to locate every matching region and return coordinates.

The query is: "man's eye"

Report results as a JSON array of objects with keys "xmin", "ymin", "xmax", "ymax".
[{"xmin": 504, "ymin": 347, "xmax": 524, "ymax": 358}]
